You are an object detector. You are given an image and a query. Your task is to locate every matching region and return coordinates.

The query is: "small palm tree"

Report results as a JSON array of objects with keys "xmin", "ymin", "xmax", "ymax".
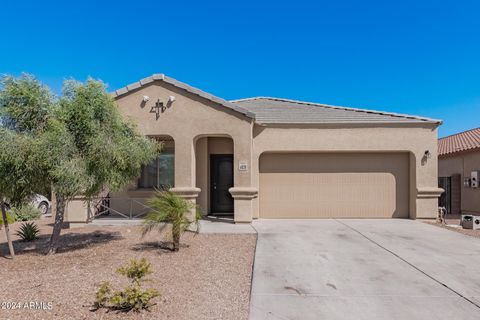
[{"xmin": 142, "ymin": 189, "xmax": 201, "ymax": 251}]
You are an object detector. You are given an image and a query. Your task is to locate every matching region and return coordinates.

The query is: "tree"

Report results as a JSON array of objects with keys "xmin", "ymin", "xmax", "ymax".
[
  {"xmin": 0, "ymin": 129, "xmax": 31, "ymax": 258},
  {"xmin": 0, "ymin": 74, "xmax": 159, "ymax": 255},
  {"xmin": 0, "ymin": 128, "xmax": 45, "ymax": 258},
  {"xmin": 0, "ymin": 74, "xmax": 52, "ymax": 258},
  {"xmin": 44, "ymin": 79, "xmax": 159, "ymax": 254},
  {"xmin": 142, "ymin": 189, "xmax": 201, "ymax": 251}
]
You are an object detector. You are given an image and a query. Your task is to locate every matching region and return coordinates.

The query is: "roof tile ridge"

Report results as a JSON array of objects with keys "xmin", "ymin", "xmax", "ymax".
[
  {"xmin": 439, "ymin": 127, "xmax": 480, "ymax": 140},
  {"xmin": 234, "ymin": 96, "xmax": 441, "ymax": 123}
]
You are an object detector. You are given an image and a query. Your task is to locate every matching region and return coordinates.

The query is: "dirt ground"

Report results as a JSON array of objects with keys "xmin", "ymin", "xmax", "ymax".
[
  {"xmin": 423, "ymin": 214, "xmax": 480, "ymax": 239},
  {"xmin": 0, "ymin": 218, "xmax": 257, "ymax": 320}
]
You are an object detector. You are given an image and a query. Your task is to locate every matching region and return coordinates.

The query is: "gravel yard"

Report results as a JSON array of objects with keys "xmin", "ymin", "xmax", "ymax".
[
  {"xmin": 0, "ymin": 218, "xmax": 256, "ymax": 320},
  {"xmin": 424, "ymin": 214, "xmax": 480, "ymax": 239}
]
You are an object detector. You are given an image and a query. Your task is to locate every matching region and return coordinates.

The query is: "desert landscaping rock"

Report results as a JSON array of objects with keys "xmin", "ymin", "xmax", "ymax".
[{"xmin": 0, "ymin": 219, "xmax": 256, "ymax": 320}]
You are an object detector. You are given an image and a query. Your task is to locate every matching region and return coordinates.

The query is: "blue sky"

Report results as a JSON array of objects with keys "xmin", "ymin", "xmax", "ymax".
[{"xmin": 1, "ymin": 0, "xmax": 478, "ymax": 137}]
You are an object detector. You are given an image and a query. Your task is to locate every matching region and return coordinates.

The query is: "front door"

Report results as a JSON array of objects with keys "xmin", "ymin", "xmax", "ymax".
[{"xmin": 210, "ymin": 154, "xmax": 234, "ymax": 214}]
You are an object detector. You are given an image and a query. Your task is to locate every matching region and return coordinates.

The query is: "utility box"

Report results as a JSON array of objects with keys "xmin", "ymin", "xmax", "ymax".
[
  {"xmin": 471, "ymin": 171, "xmax": 480, "ymax": 188},
  {"xmin": 461, "ymin": 215, "xmax": 480, "ymax": 230}
]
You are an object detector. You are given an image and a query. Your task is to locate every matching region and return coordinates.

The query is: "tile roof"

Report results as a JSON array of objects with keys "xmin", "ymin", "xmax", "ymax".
[
  {"xmin": 112, "ymin": 74, "xmax": 256, "ymax": 118},
  {"xmin": 232, "ymin": 97, "xmax": 442, "ymax": 125},
  {"xmin": 113, "ymin": 74, "xmax": 442, "ymax": 126},
  {"xmin": 438, "ymin": 128, "xmax": 480, "ymax": 156}
]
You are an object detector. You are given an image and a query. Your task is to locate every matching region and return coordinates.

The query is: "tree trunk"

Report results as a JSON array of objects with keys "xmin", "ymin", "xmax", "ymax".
[
  {"xmin": 1, "ymin": 201, "xmax": 15, "ymax": 258},
  {"xmin": 172, "ymin": 232, "xmax": 180, "ymax": 252},
  {"xmin": 46, "ymin": 194, "xmax": 66, "ymax": 255}
]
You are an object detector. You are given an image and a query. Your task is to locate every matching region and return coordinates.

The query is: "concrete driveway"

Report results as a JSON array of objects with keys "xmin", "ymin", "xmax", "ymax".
[{"xmin": 249, "ymin": 219, "xmax": 480, "ymax": 320}]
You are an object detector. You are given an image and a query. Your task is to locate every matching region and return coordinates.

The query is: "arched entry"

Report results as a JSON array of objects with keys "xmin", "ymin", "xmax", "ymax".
[{"xmin": 195, "ymin": 136, "xmax": 234, "ymax": 216}]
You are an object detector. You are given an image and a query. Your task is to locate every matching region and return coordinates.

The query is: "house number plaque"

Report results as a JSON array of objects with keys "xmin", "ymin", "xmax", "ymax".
[{"xmin": 239, "ymin": 160, "xmax": 248, "ymax": 171}]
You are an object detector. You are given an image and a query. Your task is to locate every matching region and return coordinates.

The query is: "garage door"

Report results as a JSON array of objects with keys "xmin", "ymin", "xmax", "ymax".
[{"xmin": 259, "ymin": 153, "xmax": 409, "ymax": 218}]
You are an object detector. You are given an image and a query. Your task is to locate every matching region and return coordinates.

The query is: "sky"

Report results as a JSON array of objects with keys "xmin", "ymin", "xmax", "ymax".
[{"xmin": 0, "ymin": 0, "xmax": 479, "ymax": 137}]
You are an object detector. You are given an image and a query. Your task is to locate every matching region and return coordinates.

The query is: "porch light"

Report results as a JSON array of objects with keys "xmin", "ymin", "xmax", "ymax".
[{"xmin": 424, "ymin": 150, "xmax": 431, "ymax": 159}]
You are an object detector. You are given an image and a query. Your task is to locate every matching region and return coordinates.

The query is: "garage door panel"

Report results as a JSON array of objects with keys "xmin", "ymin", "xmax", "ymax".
[{"xmin": 259, "ymin": 153, "xmax": 408, "ymax": 218}]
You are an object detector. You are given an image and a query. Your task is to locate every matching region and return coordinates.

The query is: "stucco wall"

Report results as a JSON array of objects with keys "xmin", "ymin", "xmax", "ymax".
[
  {"xmin": 439, "ymin": 156, "xmax": 463, "ymax": 177},
  {"xmin": 112, "ymin": 82, "xmax": 254, "ymax": 222},
  {"xmin": 252, "ymin": 125, "xmax": 440, "ymax": 219},
  {"xmin": 439, "ymin": 151, "xmax": 480, "ymax": 214},
  {"xmin": 115, "ymin": 81, "xmax": 252, "ymax": 190}
]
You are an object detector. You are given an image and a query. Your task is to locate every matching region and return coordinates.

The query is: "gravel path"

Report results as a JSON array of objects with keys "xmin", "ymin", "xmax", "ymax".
[{"xmin": 0, "ymin": 218, "xmax": 256, "ymax": 320}]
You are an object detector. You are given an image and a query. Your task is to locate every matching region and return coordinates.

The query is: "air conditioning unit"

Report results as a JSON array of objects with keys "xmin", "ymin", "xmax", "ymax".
[
  {"xmin": 471, "ymin": 171, "xmax": 480, "ymax": 188},
  {"xmin": 461, "ymin": 215, "xmax": 480, "ymax": 230}
]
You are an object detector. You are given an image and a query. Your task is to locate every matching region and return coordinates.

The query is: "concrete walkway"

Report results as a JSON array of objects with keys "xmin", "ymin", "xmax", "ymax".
[
  {"xmin": 198, "ymin": 218, "xmax": 256, "ymax": 234},
  {"xmin": 249, "ymin": 219, "xmax": 480, "ymax": 320},
  {"xmin": 89, "ymin": 216, "xmax": 256, "ymax": 233}
]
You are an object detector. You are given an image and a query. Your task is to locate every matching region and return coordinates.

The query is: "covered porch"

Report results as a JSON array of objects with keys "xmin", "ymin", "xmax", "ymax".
[{"xmin": 73, "ymin": 134, "xmax": 257, "ymax": 227}]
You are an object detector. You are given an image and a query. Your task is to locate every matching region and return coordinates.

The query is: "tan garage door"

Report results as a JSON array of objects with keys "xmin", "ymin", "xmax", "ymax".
[{"xmin": 259, "ymin": 153, "xmax": 409, "ymax": 218}]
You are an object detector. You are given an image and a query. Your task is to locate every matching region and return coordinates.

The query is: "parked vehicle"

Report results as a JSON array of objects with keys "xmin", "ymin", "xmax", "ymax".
[{"xmin": 4, "ymin": 194, "xmax": 51, "ymax": 215}]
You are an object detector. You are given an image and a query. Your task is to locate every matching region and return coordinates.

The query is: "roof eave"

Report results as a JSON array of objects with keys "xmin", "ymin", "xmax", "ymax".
[
  {"xmin": 254, "ymin": 120, "xmax": 441, "ymax": 126},
  {"xmin": 112, "ymin": 74, "xmax": 255, "ymax": 120},
  {"xmin": 233, "ymin": 96, "xmax": 442, "ymax": 125},
  {"xmin": 439, "ymin": 146, "xmax": 480, "ymax": 158}
]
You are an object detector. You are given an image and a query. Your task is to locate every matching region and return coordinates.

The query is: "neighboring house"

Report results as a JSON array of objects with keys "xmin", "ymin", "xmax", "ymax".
[
  {"xmin": 438, "ymin": 128, "xmax": 480, "ymax": 215},
  {"xmin": 65, "ymin": 74, "xmax": 443, "ymax": 227}
]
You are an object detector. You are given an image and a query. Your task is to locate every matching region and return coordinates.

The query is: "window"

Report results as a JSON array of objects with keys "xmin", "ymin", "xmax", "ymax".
[{"xmin": 138, "ymin": 148, "xmax": 174, "ymax": 188}]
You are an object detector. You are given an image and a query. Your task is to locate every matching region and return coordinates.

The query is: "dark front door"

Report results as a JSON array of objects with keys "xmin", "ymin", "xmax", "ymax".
[{"xmin": 210, "ymin": 154, "xmax": 234, "ymax": 214}]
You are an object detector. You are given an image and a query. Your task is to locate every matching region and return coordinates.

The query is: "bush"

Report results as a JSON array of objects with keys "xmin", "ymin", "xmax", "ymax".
[
  {"xmin": 95, "ymin": 282, "xmax": 113, "ymax": 308},
  {"xmin": 94, "ymin": 258, "xmax": 160, "ymax": 313},
  {"xmin": 142, "ymin": 189, "xmax": 201, "ymax": 251},
  {"xmin": 16, "ymin": 222, "xmax": 40, "ymax": 241},
  {"xmin": 11, "ymin": 205, "xmax": 41, "ymax": 221},
  {"xmin": 108, "ymin": 285, "xmax": 159, "ymax": 312},
  {"xmin": 0, "ymin": 212, "xmax": 15, "ymax": 226},
  {"xmin": 117, "ymin": 258, "xmax": 154, "ymax": 285}
]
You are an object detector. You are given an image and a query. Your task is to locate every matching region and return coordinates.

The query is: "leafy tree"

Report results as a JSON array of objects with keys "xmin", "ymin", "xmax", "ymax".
[
  {"xmin": 0, "ymin": 74, "xmax": 159, "ymax": 255},
  {"xmin": 0, "ymin": 74, "xmax": 53, "ymax": 133},
  {"xmin": 44, "ymin": 79, "xmax": 159, "ymax": 254},
  {"xmin": 142, "ymin": 189, "xmax": 201, "ymax": 251},
  {"xmin": 0, "ymin": 74, "xmax": 56, "ymax": 258}
]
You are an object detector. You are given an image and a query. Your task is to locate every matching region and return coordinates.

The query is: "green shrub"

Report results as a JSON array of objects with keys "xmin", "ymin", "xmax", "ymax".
[
  {"xmin": 143, "ymin": 189, "xmax": 201, "ymax": 251},
  {"xmin": 0, "ymin": 212, "xmax": 16, "ymax": 226},
  {"xmin": 94, "ymin": 259, "xmax": 160, "ymax": 312},
  {"xmin": 109, "ymin": 285, "xmax": 159, "ymax": 312},
  {"xmin": 15, "ymin": 222, "xmax": 40, "ymax": 241},
  {"xmin": 94, "ymin": 282, "xmax": 112, "ymax": 308},
  {"xmin": 11, "ymin": 205, "xmax": 41, "ymax": 221},
  {"xmin": 117, "ymin": 258, "xmax": 154, "ymax": 285}
]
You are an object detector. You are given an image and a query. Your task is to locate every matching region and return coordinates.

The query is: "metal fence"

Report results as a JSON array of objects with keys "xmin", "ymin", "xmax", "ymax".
[{"xmin": 87, "ymin": 197, "xmax": 158, "ymax": 221}]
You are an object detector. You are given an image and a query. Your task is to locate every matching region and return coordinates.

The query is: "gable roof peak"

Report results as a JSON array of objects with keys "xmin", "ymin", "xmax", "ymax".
[{"xmin": 112, "ymin": 73, "xmax": 255, "ymax": 119}]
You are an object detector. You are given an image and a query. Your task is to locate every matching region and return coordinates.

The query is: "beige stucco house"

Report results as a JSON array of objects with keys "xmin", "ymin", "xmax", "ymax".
[
  {"xmin": 65, "ymin": 74, "xmax": 443, "ymax": 226},
  {"xmin": 438, "ymin": 128, "xmax": 480, "ymax": 215}
]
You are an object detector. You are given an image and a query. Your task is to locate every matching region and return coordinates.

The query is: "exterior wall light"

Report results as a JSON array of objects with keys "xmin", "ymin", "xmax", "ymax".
[
  {"xmin": 143, "ymin": 95, "xmax": 150, "ymax": 102},
  {"xmin": 424, "ymin": 150, "xmax": 431, "ymax": 159}
]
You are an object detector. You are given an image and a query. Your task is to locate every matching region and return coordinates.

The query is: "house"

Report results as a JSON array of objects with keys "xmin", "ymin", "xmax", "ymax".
[
  {"xmin": 438, "ymin": 128, "xmax": 480, "ymax": 215},
  {"xmin": 65, "ymin": 74, "xmax": 443, "ymax": 227}
]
